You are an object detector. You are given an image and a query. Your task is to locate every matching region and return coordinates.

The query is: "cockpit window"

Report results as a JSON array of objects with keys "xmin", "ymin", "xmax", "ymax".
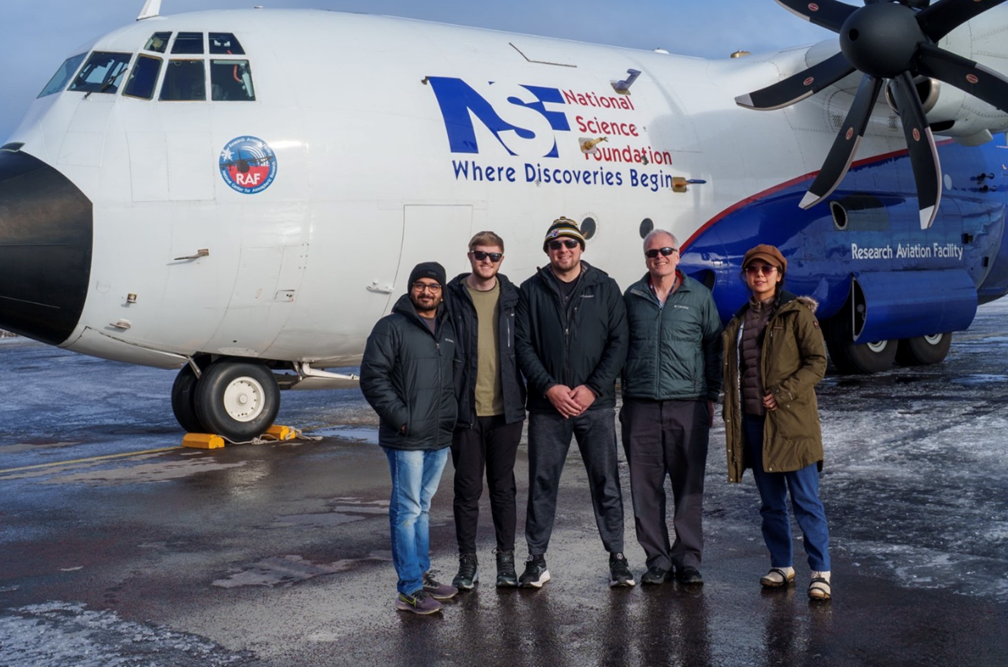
[
  {"xmin": 211, "ymin": 60, "xmax": 255, "ymax": 101},
  {"xmin": 144, "ymin": 32, "xmax": 171, "ymax": 54},
  {"xmin": 209, "ymin": 33, "xmax": 245, "ymax": 55},
  {"xmin": 123, "ymin": 55, "xmax": 163, "ymax": 100},
  {"xmin": 68, "ymin": 52, "xmax": 132, "ymax": 94},
  {"xmin": 172, "ymin": 32, "xmax": 204, "ymax": 55},
  {"xmin": 160, "ymin": 60, "xmax": 206, "ymax": 101},
  {"xmin": 38, "ymin": 53, "xmax": 86, "ymax": 98}
]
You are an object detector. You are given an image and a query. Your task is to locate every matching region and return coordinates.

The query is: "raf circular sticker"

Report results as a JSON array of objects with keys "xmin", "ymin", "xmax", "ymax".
[{"xmin": 219, "ymin": 136, "xmax": 277, "ymax": 194}]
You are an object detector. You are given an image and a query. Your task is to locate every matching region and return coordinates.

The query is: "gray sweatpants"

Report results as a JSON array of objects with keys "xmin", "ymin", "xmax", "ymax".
[
  {"xmin": 620, "ymin": 398, "xmax": 710, "ymax": 571},
  {"xmin": 525, "ymin": 409, "xmax": 625, "ymax": 556}
]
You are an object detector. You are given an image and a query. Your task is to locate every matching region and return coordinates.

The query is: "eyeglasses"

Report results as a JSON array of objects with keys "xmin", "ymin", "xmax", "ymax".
[
  {"xmin": 744, "ymin": 264, "xmax": 778, "ymax": 276},
  {"xmin": 412, "ymin": 282, "xmax": 442, "ymax": 293},
  {"xmin": 645, "ymin": 246, "xmax": 678, "ymax": 259},
  {"xmin": 471, "ymin": 250, "xmax": 503, "ymax": 262},
  {"xmin": 548, "ymin": 239, "xmax": 580, "ymax": 250}
]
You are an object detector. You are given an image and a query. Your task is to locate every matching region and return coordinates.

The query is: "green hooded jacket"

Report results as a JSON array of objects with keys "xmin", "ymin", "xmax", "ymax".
[{"xmin": 722, "ymin": 291, "xmax": 827, "ymax": 483}]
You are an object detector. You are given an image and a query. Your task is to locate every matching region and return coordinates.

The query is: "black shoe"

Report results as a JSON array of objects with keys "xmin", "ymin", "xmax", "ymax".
[
  {"xmin": 452, "ymin": 553, "xmax": 478, "ymax": 590},
  {"xmin": 518, "ymin": 554, "xmax": 550, "ymax": 589},
  {"xmin": 641, "ymin": 565, "xmax": 671, "ymax": 585},
  {"xmin": 609, "ymin": 552, "xmax": 635, "ymax": 587},
  {"xmin": 675, "ymin": 565, "xmax": 704, "ymax": 586},
  {"xmin": 495, "ymin": 549, "xmax": 518, "ymax": 588}
]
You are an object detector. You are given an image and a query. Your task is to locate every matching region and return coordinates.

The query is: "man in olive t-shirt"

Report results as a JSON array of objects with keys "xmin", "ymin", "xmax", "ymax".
[{"xmin": 445, "ymin": 231, "xmax": 527, "ymax": 589}]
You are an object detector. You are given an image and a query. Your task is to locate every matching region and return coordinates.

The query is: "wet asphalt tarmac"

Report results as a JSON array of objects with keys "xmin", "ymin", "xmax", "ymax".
[{"xmin": 2, "ymin": 300, "xmax": 1008, "ymax": 666}]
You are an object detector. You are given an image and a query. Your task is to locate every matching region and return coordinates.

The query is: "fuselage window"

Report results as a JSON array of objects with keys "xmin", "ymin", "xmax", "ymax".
[
  {"xmin": 38, "ymin": 53, "xmax": 86, "ymax": 97},
  {"xmin": 211, "ymin": 60, "xmax": 255, "ymax": 101},
  {"xmin": 159, "ymin": 60, "xmax": 206, "ymax": 101},
  {"xmin": 68, "ymin": 52, "xmax": 132, "ymax": 95},
  {"xmin": 123, "ymin": 55, "xmax": 163, "ymax": 100},
  {"xmin": 209, "ymin": 33, "xmax": 245, "ymax": 55},
  {"xmin": 144, "ymin": 32, "xmax": 171, "ymax": 54},
  {"xmin": 172, "ymin": 32, "xmax": 204, "ymax": 55}
]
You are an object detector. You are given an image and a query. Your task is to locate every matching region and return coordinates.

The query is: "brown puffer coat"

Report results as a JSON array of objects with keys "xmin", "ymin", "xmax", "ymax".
[{"xmin": 722, "ymin": 291, "xmax": 827, "ymax": 483}]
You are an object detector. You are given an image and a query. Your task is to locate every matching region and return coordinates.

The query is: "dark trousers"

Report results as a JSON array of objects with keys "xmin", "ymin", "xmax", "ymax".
[
  {"xmin": 743, "ymin": 414, "xmax": 831, "ymax": 572},
  {"xmin": 450, "ymin": 415, "xmax": 523, "ymax": 554},
  {"xmin": 621, "ymin": 398, "xmax": 710, "ymax": 571},
  {"xmin": 525, "ymin": 409, "xmax": 625, "ymax": 555}
]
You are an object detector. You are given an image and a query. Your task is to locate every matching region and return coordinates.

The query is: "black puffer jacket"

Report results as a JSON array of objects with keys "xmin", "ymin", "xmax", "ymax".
[
  {"xmin": 360, "ymin": 295, "xmax": 457, "ymax": 450},
  {"xmin": 445, "ymin": 273, "xmax": 527, "ymax": 428},
  {"xmin": 516, "ymin": 262, "xmax": 628, "ymax": 413}
]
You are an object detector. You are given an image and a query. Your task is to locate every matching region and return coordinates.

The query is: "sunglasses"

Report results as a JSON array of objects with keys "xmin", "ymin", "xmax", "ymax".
[
  {"xmin": 471, "ymin": 250, "xmax": 503, "ymax": 262},
  {"xmin": 645, "ymin": 246, "xmax": 678, "ymax": 259},
  {"xmin": 412, "ymin": 282, "xmax": 442, "ymax": 293},
  {"xmin": 744, "ymin": 264, "xmax": 778, "ymax": 276},
  {"xmin": 548, "ymin": 239, "xmax": 580, "ymax": 250}
]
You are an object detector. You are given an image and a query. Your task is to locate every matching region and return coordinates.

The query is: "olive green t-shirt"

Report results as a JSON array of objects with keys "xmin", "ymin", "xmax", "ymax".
[{"xmin": 466, "ymin": 282, "xmax": 504, "ymax": 417}]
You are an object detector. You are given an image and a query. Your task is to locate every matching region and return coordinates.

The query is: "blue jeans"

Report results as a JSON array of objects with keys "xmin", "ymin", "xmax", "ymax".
[
  {"xmin": 743, "ymin": 415, "xmax": 830, "ymax": 572},
  {"xmin": 384, "ymin": 446, "xmax": 449, "ymax": 595}
]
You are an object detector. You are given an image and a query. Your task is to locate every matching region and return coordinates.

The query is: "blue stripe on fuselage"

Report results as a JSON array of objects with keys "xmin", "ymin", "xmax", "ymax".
[{"xmin": 680, "ymin": 136, "xmax": 1008, "ymax": 323}]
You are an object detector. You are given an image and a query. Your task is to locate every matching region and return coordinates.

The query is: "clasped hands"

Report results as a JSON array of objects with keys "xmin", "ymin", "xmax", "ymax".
[{"xmin": 545, "ymin": 384, "xmax": 596, "ymax": 418}]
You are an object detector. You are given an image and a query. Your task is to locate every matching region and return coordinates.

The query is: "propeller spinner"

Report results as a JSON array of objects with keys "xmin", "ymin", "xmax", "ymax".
[{"xmin": 737, "ymin": 0, "xmax": 1008, "ymax": 228}]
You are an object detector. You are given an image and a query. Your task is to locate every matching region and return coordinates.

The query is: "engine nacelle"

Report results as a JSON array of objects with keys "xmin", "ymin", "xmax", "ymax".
[{"xmin": 885, "ymin": 77, "xmax": 1008, "ymax": 145}]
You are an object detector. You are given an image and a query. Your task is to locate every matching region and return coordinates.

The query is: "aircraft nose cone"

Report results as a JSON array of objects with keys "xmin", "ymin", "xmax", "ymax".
[{"xmin": 0, "ymin": 148, "xmax": 92, "ymax": 345}]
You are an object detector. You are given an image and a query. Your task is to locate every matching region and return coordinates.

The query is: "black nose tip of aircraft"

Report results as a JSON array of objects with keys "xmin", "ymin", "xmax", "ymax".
[{"xmin": 0, "ymin": 147, "xmax": 92, "ymax": 345}]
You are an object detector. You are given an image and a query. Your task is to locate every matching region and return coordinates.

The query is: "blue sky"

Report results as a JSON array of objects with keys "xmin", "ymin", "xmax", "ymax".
[{"xmin": 0, "ymin": 0, "xmax": 833, "ymax": 141}]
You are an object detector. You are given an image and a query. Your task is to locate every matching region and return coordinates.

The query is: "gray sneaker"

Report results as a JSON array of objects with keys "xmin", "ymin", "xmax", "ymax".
[
  {"xmin": 452, "ymin": 553, "xmax": 479, "ymax": 590},
  {"xmin": 422, "ymin": 572, "xmax": 458, "ymax": 600},
  {"xmin": 395, "ymin": 589, "xmax": 442, "ymax": 615}
]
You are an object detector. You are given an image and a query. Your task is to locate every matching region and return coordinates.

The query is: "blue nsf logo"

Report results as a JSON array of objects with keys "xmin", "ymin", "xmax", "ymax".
[{"xmin": 219, "ymin": 136, "xmax": 277, "ymax": 195}]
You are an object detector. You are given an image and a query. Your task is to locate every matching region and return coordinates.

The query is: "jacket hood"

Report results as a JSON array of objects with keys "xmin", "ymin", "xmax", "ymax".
[{"xmin": 731, "ymin": 290, "xmax": 817, "ymax": 319}]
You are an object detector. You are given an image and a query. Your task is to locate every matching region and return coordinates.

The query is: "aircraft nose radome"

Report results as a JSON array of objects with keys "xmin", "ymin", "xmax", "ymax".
[{"xmin": 0, "ymin": 150, "xmax": 92, "ymax": 345}]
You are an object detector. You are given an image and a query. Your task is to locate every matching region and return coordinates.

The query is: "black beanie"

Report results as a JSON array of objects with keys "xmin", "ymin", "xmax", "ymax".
[{"xmin": 408, "ymin": 261, "xmax": 446, "ymax": 288}]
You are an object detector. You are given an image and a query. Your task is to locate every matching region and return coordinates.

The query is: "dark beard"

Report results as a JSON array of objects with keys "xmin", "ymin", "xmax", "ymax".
[{"xmin": 410, "ymin": 295, "xmax": 439, "ymax": 315}]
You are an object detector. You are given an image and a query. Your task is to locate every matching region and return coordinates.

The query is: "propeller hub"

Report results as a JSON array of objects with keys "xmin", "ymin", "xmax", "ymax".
[{"xmin": 840, "ymin": 3, "xmax": 926, "ymax": 79}]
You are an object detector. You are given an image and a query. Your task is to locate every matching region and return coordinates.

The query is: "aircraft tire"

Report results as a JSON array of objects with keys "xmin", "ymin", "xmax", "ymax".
[
  {"xmin": 171, "ymin": 364, "xmax": 206, "ymax": 433},
  {"xmin": 194, "ymin": 360, "xmax": 280, "ymax": 441},
  {"xmin": 824, "ymin": 315, "xmax": 897, "ymax": 374},
  {"xmin": 895, "ymin": 333, "xmax": 952, "ymax": 366}
]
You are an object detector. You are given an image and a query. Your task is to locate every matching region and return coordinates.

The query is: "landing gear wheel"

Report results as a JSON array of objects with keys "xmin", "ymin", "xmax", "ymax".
[
  {"xmin": 194, "ymin": 361, "xmax": 280, "ymax": 441},
  {"xmin": 824, "ymin": 314, "xmax": 897, "ymax": 374},
  {"xmin": 896, "ymin": 333, "xmax": 952, "ymax": 366},
  {"xmin": 171, "ymin": 364, "xmax": 205, "ymax": 433}
]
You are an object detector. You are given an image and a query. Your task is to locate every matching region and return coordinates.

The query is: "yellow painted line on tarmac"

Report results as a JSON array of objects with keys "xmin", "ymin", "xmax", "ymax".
[{"xmin": 0, "ymin": 446, "xmax": 182, "ymax": 477}]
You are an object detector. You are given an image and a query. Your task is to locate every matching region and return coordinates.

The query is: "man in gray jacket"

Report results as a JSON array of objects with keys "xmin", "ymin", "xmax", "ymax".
[
  {"xmin": 360, "ymin": 262, "xmax": 459, "ymax": 615},
  {"xmin": 621, "ymin": 230, "xmax": 723, "ymax": 586}
]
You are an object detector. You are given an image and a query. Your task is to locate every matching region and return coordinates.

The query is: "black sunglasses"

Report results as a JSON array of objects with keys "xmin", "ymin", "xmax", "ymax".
[
  {"xmin": 471, "ymin": 250, "xmax": 503, "ymax": 262},
  {"xmin": 548, "ymin": 239, "xmax": 580, "ymax": 250},
  {"xmin": 645, "ymin": 246, "xmax": 678, "ymax": 259}
]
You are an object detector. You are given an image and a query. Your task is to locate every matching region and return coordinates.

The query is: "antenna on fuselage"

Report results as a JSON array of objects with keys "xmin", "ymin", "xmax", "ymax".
[{"xmin": 137, "ymin": 0, "xmax": 162, "ymax": 21}]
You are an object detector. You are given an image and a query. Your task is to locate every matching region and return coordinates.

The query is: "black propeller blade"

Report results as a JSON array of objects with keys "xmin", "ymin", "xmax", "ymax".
[
  {"xmin": 774, "ymin": 0, "xmax": 858, "ymax": 31},
  {"xmin": 890, "ymin": 71, "xmax": 942, "ymax": 228},
  {"xmin": 801, "ymin": 74, "xmax": 883, "ymax": 209},
  {"xmin": 739, "ymin": 0, "xmax": 1008, "ymax": 229},
  {"xmin": 917, "ymin": 43, "xmax": 1008, "ymax": 112},
  {"xmin": 736, "ymin": 52, "xmax": 855, "ymax": 110}
]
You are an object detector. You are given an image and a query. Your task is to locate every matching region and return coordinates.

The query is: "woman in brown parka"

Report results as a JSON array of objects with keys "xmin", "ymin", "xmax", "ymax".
[{"xmin": 722, "ymin": 244, "xmax": 832, "ymax": 601}]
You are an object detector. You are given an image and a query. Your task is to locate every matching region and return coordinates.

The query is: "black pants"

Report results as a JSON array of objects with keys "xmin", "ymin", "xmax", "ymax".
[
  {"xmin": 525, "ymin": 409, "xmax": 625, "ymax": 556},
  {"xmin": 450, "ymin": 415, "xmax": 523, "ymax": 554},
  {"xmin": 620, "ymin": 398, "xmax": 710, "ymax": 571}
]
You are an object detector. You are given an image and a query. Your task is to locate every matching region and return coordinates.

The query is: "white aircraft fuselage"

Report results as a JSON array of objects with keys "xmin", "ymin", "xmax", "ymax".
[{"xmin": 2, "ymin": 5, "xmax": 1008, "ymax": 439}]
